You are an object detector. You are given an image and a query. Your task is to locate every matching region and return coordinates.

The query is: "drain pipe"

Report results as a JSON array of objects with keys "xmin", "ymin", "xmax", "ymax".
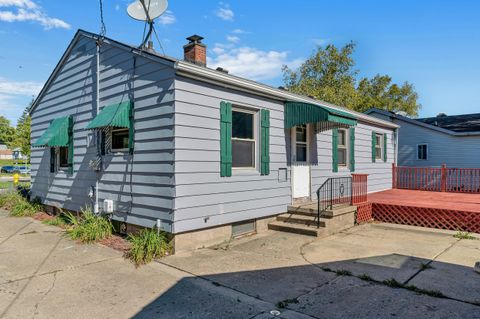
[{"xmin": 94, "ymin": 40, "xmax": 101, "ymax": 215}]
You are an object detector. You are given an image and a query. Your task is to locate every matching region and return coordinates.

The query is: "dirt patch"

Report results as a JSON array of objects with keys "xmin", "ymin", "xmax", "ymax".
[
  {"xmin": 100, "ymin": 235, "xmax": 131, "ymax": 253},
  {"xmin": 33, "ymin": 211, "xmax": 54, "ymax": 222}
]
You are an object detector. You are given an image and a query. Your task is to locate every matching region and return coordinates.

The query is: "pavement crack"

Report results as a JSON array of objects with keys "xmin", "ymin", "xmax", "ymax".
[
  {"xmin": 0, "ymin": 221, "xmax": 33, "ymax": 246},
  {"xmin": 403, "ymin": 238, "xmax": 461, "ymax": 285},
  {"xmin": 31, "ymin": 272, "xmax": 57, "ymax": 319}
]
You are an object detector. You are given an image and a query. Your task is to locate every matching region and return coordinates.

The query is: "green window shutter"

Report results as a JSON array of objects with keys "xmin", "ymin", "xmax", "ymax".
[
  {"xmin": 383, "ymin": 133, "xmax": 387, "ymax": 162},
  {"xmin": 50, "ymin": 148, "xmax": 55, "ymax": 173},
  {"xmin": 372, "ymin": 131, "xmax": 376, "ymax": 163},
  {"xmin": 349, "ymin": 127, "xmax": 355, "ymax": 172},
  {"xmin": 260, "ymin": 109, "xmax": 270, "ymax": 175},
  {"xmin": 332, "ymin": 128, "xmax": 338, "ymax": 173},
  {"xmin": 67, "ymin": 116, "xmax": 74, "ymax": 175},
  {"xmin": 128, "ymin": 103, "xmax": 134, "ymax": 155},
  {"xmin": 220, "ymin": 101, "xmax": 232, "ymax": 177}
]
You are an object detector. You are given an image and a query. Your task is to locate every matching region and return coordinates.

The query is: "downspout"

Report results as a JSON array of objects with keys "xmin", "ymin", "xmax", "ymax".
[{"xmin": 94, "ymin": 41, "xmax": 101, "ymax": 215}]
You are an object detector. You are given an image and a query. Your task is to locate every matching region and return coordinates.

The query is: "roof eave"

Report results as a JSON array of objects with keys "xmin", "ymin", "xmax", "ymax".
[{"xmin": 175, "ymin": 61, "xmax": 399, "ymax": 129}]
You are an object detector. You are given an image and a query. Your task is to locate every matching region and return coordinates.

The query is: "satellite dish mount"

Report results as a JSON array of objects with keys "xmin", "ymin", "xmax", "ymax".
[{"xmin": 127, "ymin": 0, "xmax": 168, "ymax": 49}]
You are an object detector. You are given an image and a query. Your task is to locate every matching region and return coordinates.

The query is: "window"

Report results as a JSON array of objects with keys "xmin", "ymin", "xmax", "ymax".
[
  {"xmin": 337, "ymin": 129, "xmax": 347, "ymax": 166},
  {"xmin": 295, "ymin": 125, "xmax": 307, "ymax": 162},
  {"xmin": 58, "ymin": 147, "xmax": 69, "ymax": 169},
  {"xmin": 232, "ymin": 109, "xmax": 256, "ymax": 168},
  {"xmin": 111, "ymin": 128, "xmax": 129, "ymax": 151},
  {"xmin": 417, "ymin": 144, "xmax": 428, "ymax": 160},
  {"xmin": 375, "ymin": 133, "xmax": 383, "ymax": 160}
]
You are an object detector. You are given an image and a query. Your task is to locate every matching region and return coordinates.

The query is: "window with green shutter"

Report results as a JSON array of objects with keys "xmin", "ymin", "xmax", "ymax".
[
  {"xmin": 220, "ymin": 101, "xmax": 232, "ymax": 177},
  {"xmin": 349, "ymin": 127, "xmax": 355, "ymax": 172},
  {"xmin": 332, "ymin": 128, "xmax": 338, "ymax": 172},
  {"xmin": 371, "ymin": 131, "xmax": 376, "ymax": 163},
  {"xmin": 260, "ymin": 109, "xmax": 270, "ymax": 175}
]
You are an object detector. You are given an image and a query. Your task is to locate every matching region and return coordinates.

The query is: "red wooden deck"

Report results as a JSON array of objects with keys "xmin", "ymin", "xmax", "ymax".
[
  {"xmin": 369, "ymin": 189, "xmax": 480, "ymax": 213},
  {"xmin": 368, "ymin": 189, "xmax": 480, "ymax": 233}
]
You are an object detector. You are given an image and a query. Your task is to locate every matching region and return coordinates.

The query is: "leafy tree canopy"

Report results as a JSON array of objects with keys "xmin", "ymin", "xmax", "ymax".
[
  {"xmin": 282, "ymin": 42, "xmax": 421, "ymax": 116},
  {"xmin": 12, "ymin": 104, "xmax": 32, "ymax": 160},
  {"xmin": 0, "ymin": 116, "xmax": 15, "ymax": 147}
]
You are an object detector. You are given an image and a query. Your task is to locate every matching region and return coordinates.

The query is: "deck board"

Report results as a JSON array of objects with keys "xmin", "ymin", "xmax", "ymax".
[{"xmin": 369, "ymin": 189, "xmax": 480, "ymax": 213}]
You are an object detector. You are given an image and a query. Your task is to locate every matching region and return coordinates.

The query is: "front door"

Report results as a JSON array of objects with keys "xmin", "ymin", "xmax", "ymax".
[{"xmin": 292, "ymin": 125, "xmax": 311, "ymax": 200}]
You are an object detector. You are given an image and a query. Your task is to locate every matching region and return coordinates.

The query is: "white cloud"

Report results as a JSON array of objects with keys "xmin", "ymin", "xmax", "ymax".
[
  {"xmin": 0, "ymin": 77, "xmax": 42, "ymax": 96},
  {"xmin": 0, "ymin": 0, "xmax": 70, "ymax": 29},
  {"xmin": 232, "ymin": 28, "xmax": 245, "ymax": 34},
  {"xmin": 0, "ymin": 77, "xmax": 42, "ymax": 124},
  {"xmin": 216, "ymin": 3, "xmax": 234, "ymax": 21},
  {"xmin": 226, "ymin": 35, "xmax": 239, "ymax": 43},
  {"xmin": 158, "ymin": 10, "xmax": 175, "ymax": 25},
  {"xmin": 312, "ymin": 38, "xmax": 329, "ymax": 46},
  {"xmin": 208, "ymin": 45, "xmax": 302, "ymax": 81}
]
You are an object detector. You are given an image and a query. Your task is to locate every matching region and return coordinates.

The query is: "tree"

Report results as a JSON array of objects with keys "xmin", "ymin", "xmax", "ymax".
[
  {"xmin": 0, "ymin": 116, "xmax": 15, "ymax": 147},
  {"xmin": 12, "ymin": 105, "xmax": 32, "ymax": 161},
  {"xmin": 282, "ymin": 43, "xmax": 421, "ymax": 116}
]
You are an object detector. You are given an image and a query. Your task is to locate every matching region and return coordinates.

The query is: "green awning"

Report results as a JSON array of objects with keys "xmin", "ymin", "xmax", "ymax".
[
  {"xmin": 33, "ymin": 116, "xmax": 72, "ymax": 147},
  {"xmin": 284, "ymin": 101, "xmax": 357, "ymax": 128},
  {"xmin": 86, "ymin": 101, "xmax": 132, "ymax": 130}
]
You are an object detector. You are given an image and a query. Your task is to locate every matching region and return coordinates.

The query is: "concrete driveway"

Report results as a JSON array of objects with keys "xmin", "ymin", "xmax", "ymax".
[{"xmin": 1, "ymin": 209, "xmax": 480, "ymax": 319}]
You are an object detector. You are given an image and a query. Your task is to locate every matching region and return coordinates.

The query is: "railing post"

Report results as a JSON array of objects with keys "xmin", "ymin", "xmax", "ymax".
[
  {"xmin": 392, "ymin": 163, "xmax": 396, "ymax": 189},
  {"xmin": 330, "ymin": 179, "xmax": 333, "ymax": 209},
  {"xmin": 441, "ymin": 164, "xmax": 447, "ymax": 192}
]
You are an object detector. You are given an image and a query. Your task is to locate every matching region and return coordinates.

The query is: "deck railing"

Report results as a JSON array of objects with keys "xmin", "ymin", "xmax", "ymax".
[
  {"xmin": 352, "ymin": 174, "xmax": 369, "ymax": 204},
  {"xmin": 392, "ymin": 164, "xmax": 480, "ymax": 193}
]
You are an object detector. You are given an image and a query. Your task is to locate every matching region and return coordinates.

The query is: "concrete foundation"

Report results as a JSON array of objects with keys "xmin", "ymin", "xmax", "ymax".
[{"xmin": 173, "ymin": 215, "xmax": 278, "ymax": 252}]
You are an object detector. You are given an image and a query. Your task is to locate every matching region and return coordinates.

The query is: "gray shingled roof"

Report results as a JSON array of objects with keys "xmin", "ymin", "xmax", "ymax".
[{"xmin": 417, "ymin": 113, "xmax": 480, "ymax": 133}]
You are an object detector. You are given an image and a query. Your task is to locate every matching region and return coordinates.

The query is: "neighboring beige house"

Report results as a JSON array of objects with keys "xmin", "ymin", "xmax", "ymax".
[{"xmin": 0, "ymin": 149, "xmax": 13, "ymax": 160}]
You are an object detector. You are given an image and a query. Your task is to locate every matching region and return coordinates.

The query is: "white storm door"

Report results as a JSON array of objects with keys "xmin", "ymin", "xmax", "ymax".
[{"xmin": 292, "ymin": 124, "xmax": 311, "ymax": 199}]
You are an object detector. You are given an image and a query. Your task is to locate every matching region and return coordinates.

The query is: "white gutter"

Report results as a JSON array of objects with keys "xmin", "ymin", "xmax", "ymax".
[{"xmin": 175, "ymin": 61, "xmax": 399, "ymax": 129}]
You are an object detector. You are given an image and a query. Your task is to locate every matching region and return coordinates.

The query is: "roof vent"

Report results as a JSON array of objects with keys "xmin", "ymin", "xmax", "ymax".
[
  {"xmin": 437, "ymin": 112, "xmax": 447, "ymax": 117},
  {"xmin": 216, "ymin": 67, "xmax": 229, "ymax": 74}
]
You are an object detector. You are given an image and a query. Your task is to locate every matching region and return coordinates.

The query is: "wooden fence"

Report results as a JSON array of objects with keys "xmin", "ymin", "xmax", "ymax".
[{"xmin": 392, "ymin": 164, "xmax": 480, "ymax": 193}]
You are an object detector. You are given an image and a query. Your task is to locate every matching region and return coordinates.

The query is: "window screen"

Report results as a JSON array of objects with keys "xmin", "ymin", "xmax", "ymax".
[
  {"xmin": 111, "ymin": 128, "xmax": 129, "ymax": 150},
  {"xmin": 337, "ymin": 129, "xmax": 347, "ymax": 166},
  {"xmin": 59, "ymin": 147, "xmax": 69, "ymax": 168},
  {"xmin": 417, "ymin": 144, "xmax": 427, "ymax": 160},
  {"xmin": 375, "ymin": 134, "xmax": 383, "ymax": 160},
  {"xmin": 232, "ymin": 109, "xmax": 255, "ymax": 168}
]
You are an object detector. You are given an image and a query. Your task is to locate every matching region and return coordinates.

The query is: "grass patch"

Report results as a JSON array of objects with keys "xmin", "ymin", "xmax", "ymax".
[
  {"xmin": 382, "ymin": 278, "xmax": 404, "ymax": 288},
  {"xmin": 276, "ymin": 297, "xmax": 299, "ymax": 309},
  {"xmin": 42, "ymin": 214, "xmax": 69, "ymax": 228},
  {"xmin": 453, "ymin": 231, "xmax": 477, "ymax": 240},
  {"xmin": 0, "ymin": 191, "xmax": 43, "ymax": 217},
  {"xmin": 0, "ymin": 181, "xmax": 12, "ymax": 189},
  {"xmin": 65, "ymin": 208, "xmax": 113, "ymax": 243},
  {"xmin": 420, "ymin": 263, "xmax": 434, "ymax": 271},
  {"xmin": 334, "ymin": 269, "xmax": 352, "ymax": 276},
  {"xmin": 126, "ymin": 228, "xmax": 172, "ymax": 266}
]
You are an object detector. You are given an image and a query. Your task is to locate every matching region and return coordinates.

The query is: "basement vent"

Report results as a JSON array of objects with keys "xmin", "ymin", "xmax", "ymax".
[{"xmin": 232, "ymin": 220, "xmax": 256, "ymax": 237}]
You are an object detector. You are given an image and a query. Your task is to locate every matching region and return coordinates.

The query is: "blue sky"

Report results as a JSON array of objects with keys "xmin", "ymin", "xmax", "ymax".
[{"xmin": 1, "ymin": 0, "xmax": 479, "ymax": 125}]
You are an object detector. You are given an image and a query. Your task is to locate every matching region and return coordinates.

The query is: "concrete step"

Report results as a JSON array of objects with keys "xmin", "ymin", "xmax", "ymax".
[
  {"xmin": 287, "ymin": 204, "xmax": 356, "ymax": 218},
  {"xmin": 276, "ymin": 213, "xmax": 325, "ymax": 227},
  {"xmin": 268, "ymin": 220, "xmax": 325, "ymax": 237}
]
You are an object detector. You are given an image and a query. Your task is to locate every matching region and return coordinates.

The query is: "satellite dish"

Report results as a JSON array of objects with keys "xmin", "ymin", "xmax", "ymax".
[{"xmin": 127, "ymin": 0, "xmax": 168, "ymax": 22}]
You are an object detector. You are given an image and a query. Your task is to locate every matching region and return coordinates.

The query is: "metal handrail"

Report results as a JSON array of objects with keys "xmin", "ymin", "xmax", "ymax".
[{"xmin": 316, "ymin": 177, "xmax": 352, "ymax": 228}]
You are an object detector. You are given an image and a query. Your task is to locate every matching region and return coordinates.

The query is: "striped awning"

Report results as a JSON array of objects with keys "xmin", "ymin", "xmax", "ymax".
[
  {"xmin": 86, "ymin": 101, "xmax": 132, "ymax": 130},
  {"xmin": 33, "ymin": 116, "xmax": 72, "ymax": 147},
  {"xmin": 284, "ymin": 101, "xmax": 357, "ymax": 129}
]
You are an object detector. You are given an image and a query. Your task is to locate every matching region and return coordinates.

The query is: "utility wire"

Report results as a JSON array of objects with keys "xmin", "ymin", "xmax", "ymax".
[{"xmin": 99, "ymin": 0, "xmax": 107, "ymax": 38}]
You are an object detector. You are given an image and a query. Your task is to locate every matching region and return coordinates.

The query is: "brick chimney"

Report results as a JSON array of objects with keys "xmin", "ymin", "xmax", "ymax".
[{"xmin": 183, "ymin": 35, "xmax": 206, "ymax": 67}]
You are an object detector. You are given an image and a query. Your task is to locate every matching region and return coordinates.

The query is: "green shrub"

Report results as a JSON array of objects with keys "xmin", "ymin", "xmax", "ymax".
[
  {"xmin": 127, "ymin": 228, "xmax": 172, "ymax": 266},
  {"xmin": 65, "ymin": 208, "xmax": 113, "ymax": 243},
  {"xmin": 42, "ymin": 214, "xmax": 69, "ymax": 228},
  {"xmin": 454, "ymin": 231, "xmax": 477, "ymax": 240},
  {"xmin": 0, "ymin": 191, "xmax": 42, "ymax": 217}
]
